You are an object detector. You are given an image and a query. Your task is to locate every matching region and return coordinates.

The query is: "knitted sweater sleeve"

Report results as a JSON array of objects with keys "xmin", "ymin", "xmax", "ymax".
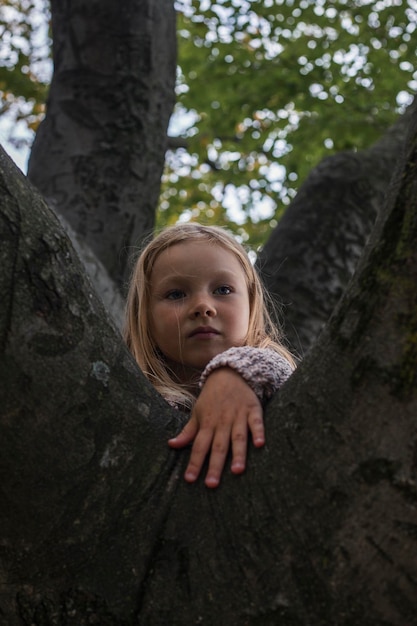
[{"xmin": 199, "ymin": 346, "xmax": 294, "ymax": 402}]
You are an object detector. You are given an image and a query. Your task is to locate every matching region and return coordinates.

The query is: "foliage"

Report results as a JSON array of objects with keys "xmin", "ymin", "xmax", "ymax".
[
  {"xmin": 0, "ymin": 0, "xmax": 51, "ymax": 152},
  {"xmin": 159, "ymin": 0, "xmax": 417, "ymax": 244},
  {"xmin": 1, "ymin": 0, "xmax": 416, "ymax": 246}
]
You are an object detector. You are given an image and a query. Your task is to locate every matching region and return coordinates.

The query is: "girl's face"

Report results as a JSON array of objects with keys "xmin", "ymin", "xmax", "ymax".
[{"xmin": 149, "ymin": 240, "xmax": 250, "ymax": 383}]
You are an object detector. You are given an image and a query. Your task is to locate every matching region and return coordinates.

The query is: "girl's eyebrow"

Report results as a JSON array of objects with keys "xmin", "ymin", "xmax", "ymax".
[
  {"xmin": 154, "ymin": 272, "xmax": 192, "ymax": 285},
  {"xmin": 158, "ymin": 269, "xmax": 239, "ymax": 284}
]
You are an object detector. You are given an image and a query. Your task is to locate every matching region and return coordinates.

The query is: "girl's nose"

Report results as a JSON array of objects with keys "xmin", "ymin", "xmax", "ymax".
[{"xmin": 190, "ymin": 298, "xmax": 216, "ymax": 318}]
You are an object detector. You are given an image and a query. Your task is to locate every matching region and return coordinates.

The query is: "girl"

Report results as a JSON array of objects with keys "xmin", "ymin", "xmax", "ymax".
[{"xmin": 125, "ymin": 223, "xmax": 295, "ymax": 488}]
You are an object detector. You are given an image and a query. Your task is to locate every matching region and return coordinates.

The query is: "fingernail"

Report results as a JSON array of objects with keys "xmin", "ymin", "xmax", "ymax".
[{"xmin": 205, "ymin": 476, "xmax": 219, "ymax": 488}]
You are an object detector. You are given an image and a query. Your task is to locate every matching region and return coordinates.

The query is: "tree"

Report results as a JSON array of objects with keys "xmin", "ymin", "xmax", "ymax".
[
  {"xmin": 1, "ymin": 95, "xmax": 416, "ymax": 623},
  {"xmin": 27, "ymin": 0, "xmax": 176, "ymax": 290},
  {"xmin": 1, "ymin": 0, "xmax": 416, "ymax": 622}
]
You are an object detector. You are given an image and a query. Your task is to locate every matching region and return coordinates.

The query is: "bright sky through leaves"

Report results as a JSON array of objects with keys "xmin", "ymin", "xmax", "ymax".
[{"xmin": 1, "ymin": 0, "xmax": 416, "ymax": 245}]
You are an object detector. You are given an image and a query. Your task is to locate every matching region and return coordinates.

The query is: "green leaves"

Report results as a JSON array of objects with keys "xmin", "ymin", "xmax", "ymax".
[
  {"xmin": 162, "ymin": 0, "xmax": 416, "ymax": 246},
  {"xmin": 1, "ymin": 0, "xmax": 416, "ymax": 248},
  {"xmin": 0, "ymin": 0, "xmax": 51, "ymax": 149}
]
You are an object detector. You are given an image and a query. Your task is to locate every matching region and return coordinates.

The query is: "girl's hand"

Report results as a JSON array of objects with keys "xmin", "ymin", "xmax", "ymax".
[{"xmin": 168, "ymin": 367, "xmax": 264, "ymax": 488}]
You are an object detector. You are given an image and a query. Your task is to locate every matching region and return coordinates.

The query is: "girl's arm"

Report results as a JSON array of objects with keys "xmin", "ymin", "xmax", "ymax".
[
  {"xmin": 168, "ymin": 347, "xmax": 294, "ymax": 488},
  {"xmin": 200, "ymin": 346, "xmax": 294, "ymax": 401}
]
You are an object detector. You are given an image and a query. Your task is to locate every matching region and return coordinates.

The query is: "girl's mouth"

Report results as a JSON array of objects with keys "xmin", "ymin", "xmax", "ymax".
[{"xmin": 189, "ymin": 326, "xmax": 220, "ymax": 338}]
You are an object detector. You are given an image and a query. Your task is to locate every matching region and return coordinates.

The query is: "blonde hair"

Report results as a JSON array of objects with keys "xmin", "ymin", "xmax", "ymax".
[{"xmin": 124, "ymin": 223, "xmax": 295, "ymax": 409}]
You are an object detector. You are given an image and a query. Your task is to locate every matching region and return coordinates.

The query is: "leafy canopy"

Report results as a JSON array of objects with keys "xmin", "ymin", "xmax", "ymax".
[
  {"xmin": 1, "ymin": 0, "xmax": 416, "ymax": 247},
  {"xmin": 0, "ymin": 0, "xmax": 51, "ymax": 152},
  {"xmin": 161, "ymin": 0, "xmax": 416, "ymax": 245}
]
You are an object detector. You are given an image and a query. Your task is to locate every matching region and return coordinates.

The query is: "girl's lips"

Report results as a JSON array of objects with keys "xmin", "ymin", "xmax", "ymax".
[{"xmin": 189, "ymin": 327, "xmax": 220, "ymax": 338}]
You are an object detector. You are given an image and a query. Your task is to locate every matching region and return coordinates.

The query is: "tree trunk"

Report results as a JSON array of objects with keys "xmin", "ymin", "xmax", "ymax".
[
  {"xmin": 258, "ymin": 110, "xmax": 412, "ymax": 356},
  {"xmin": 27, "ymin": 0, "xmax": 176, "ymax": 291},
  {"xmin": 1, "ymin": 96, "xmax": 416, "ymax": 625}
]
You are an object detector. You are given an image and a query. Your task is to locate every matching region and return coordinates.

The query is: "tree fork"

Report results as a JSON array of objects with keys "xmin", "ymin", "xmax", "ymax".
[{"xmin": 1, "ymin": 99, "xmax": 416, "ymax": 623}]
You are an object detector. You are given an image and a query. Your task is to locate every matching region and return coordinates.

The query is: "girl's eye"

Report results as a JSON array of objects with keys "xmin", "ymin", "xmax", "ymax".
[
  {"xmin": 166, "ymin": 289, "xmax": 185, "ymax": 300},
  {"xmin": 214, "ymin": 285, "xmax": 232, "ymax": 295}
]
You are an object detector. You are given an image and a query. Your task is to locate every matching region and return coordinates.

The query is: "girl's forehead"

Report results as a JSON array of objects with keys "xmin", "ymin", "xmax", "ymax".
[
  {"xmin": 160, "ymin": 239, "xmax": 224, "ymax": 260},
  {"xmin": 151, "ymin": 239, "xmax": 247, "ymax": 278}
]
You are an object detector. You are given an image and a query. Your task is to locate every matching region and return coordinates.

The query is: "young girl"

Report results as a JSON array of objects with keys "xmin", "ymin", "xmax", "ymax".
[{"xmin": 124, "ymin": 223, "xmax": 295, "ymax": 488}]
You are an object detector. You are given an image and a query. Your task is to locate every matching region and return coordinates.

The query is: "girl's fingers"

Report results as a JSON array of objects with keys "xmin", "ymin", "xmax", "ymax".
[
  {"xmin": 172, "ymin": 386, "xmax": 264, "ymax": 488},
  {"xmin": 204, "ymin": 423, "xmax": 232, "ymax": 488},
  {"xmin": 184, "ymin": 426, "xmax": 214, "ymax": 483},
  {"xmin": 168, "ymin": 416, "xmax": 199, "ymax": 448},
  {"xmin": 248, "ymin": 404, "xmax": 265, "ymax": 448},
  {"xmin": 230, "ymin": 417, "xmax": 248, "ymax": 475},
  {"xmin": 184, "ymin": 406, "xmax": 264, "ymax": 487}
]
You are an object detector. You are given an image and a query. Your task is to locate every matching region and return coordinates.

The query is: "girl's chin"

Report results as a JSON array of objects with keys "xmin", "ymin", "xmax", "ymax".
[
  {"xmin": 165, "ymin": 353, "xmax": 220, "ymax": 373},
  {"xmin": 164, "ymin": 359, "xmax": 205, "ymax": 383}
]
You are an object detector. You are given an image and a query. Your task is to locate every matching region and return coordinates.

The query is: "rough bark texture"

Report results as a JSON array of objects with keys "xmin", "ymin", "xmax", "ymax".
[
  {"xmin": 258, "ymin": 111, "xmax": 412, "ymax": 356},
  {"xmin": 1, "ymin": 95, "xmax": 416, "ymax": 624},
  {"xmin": 27, "ymin": 0, "xmax": 176, "ymax": 290},
  {"xmin": 0, "ymin": 145, "xmax": 185, "ymax": 624}
]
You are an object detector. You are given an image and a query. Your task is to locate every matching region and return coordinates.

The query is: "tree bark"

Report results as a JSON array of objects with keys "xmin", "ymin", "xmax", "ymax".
[
  {"xmin": 27, "ymin": 0, "xmax": 176, "ymax": 290},
  {"xmin": 1, "ymin": 145, "xmax": 184, "ymax": 624},
  {"xmin": 258, "ymin": 110, "xmax": 412, "ymax": 356},
  {"xmin": 1, "ymin": 97, "xmax": 416, "ymax": 624}
]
